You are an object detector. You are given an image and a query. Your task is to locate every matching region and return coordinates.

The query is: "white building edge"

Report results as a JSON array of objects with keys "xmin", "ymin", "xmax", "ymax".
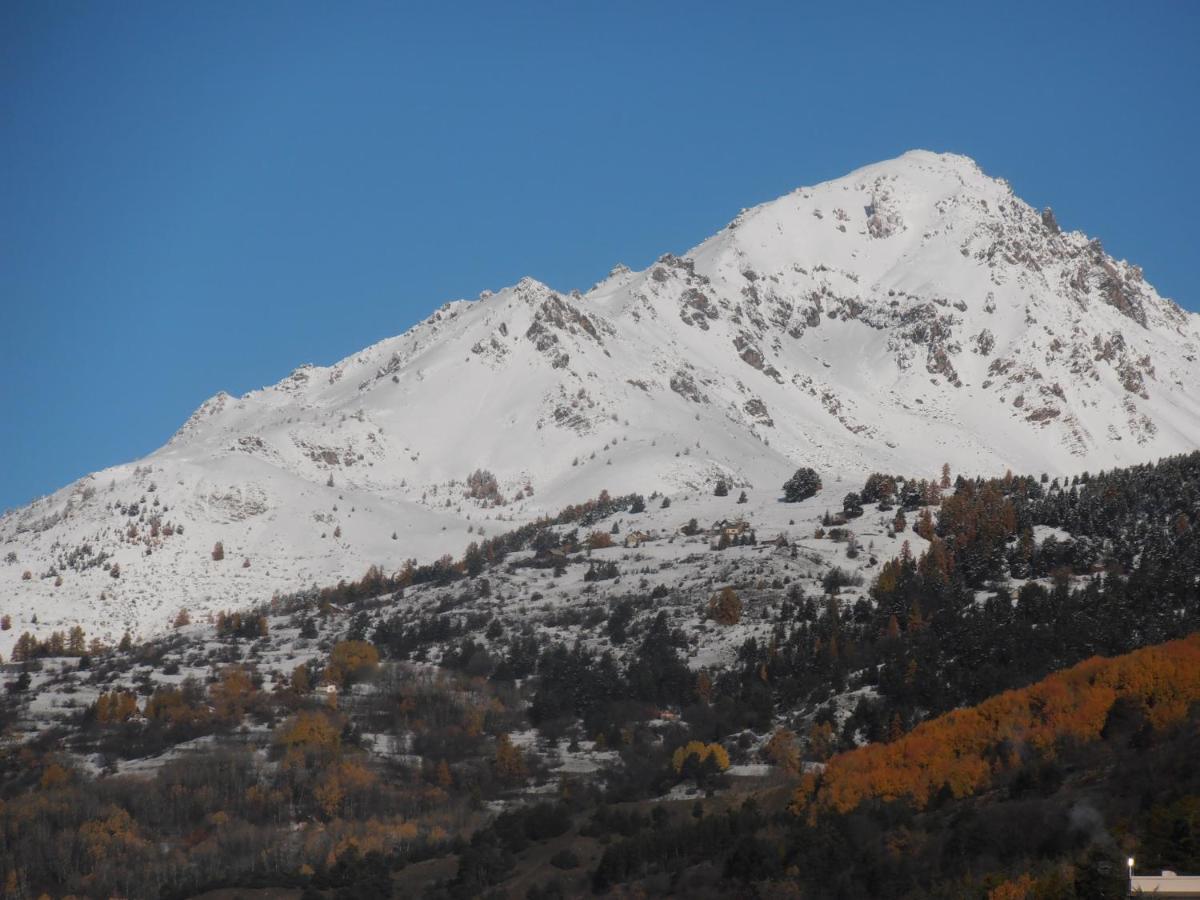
[{"xmin": 1132, "ymin": 871, "xmax": 1200, "ymax": 897}]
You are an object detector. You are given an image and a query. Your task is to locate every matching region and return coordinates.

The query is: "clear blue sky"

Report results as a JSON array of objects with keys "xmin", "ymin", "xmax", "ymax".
[{"xmin": 2, "ymin": 2, "xmax": 1198, "ymax": 511}]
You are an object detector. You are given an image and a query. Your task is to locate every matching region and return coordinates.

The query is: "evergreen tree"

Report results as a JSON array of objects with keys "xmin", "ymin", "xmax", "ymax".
[{"xmin": 783, "ymin": 468, "xmax": 821, "ymax": 502}]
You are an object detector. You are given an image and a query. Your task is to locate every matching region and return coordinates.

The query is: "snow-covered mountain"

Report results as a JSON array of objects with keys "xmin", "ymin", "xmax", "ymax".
[{"xmin": 3, "ymin": 149, "xmax": 1198, "ymax": 652}]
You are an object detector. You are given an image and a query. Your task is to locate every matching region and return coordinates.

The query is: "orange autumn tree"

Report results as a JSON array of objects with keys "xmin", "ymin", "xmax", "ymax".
[
  {"xmin": 79, "ymin": 806, "xmax": 146, "ymax": 864},
  {"xmin": 144, "ymin": 685, "xmax": 208, "ymax": 728},
  {"xmin": 987, "ymin": 873, "xmax": 1037, "ymax": 900},
  {"xmin": 913, "ymin": 507, "xmax": 935, "ymax": 540},
  {"xmin": 763, "ymin": 728, "xmax": 801, "ymax": 774},
  {"xmin": 39, "ymin": 761, "xmax": 72, "ymax": 790},
  {"xmin": 792, "ymin": 633, "xmax": 1200, "ymax": 819},
  {"xmin": 707, "ymin": 586, "xmax": 743, "ymax": 626},
  {"xmin": 588, "ymin": 530, "xmax": 614, "ymax": 550}
]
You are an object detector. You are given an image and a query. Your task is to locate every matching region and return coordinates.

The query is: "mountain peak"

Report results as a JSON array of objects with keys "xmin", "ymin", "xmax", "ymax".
[
  {"xmin": 3, "ymin": 154, "xmax": 1198, "ymax": 653},
  {"xmin": 836, "ymin": 148, "xmax": 994, "ymax": 192}
]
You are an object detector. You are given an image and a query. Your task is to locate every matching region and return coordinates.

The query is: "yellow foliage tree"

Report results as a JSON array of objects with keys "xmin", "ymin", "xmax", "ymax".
[
  {"xmin": 276, "ymin": 710, "xmax": 342, "ymax": 768},
  {"xmin": 671, "ymin": 740, "xmax": 731, "ymax": 775},
  {"xmin": 324, "ymin": 640, "xmax": 380, "ymax": 687},
  {"xmin": 313, "ymin": 773, "xmax": 345, "ymax": 820},
  {"xmin": 308, "ymin": 760, "xmax": 377, "ymax": 823},
  {"xmin": 494, "ymin": 733, "xmax": 527, "ymax": 780},
  {"xmin": 39, "ymin": 762, "xmax": 71, "ymax": 790}
]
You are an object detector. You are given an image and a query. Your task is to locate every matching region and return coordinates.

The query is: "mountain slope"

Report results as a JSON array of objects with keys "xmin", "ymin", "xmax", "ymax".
[{"xmin": 3, "ymin": 149, "xmax": 1198, "ymax": 652}]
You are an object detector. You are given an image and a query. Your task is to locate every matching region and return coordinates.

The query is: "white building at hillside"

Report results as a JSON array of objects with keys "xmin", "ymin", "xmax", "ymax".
[{"xmin": 1132, "ymin": 871, "xmax": 1200, "ymax": 897}]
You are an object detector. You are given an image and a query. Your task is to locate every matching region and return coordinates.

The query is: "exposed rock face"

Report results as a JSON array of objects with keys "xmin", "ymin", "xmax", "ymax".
[
  {"xmin": 743, "ymin": 398, "xmax": 774, "ymax": 427},
  {"xmin": 670, "ymin": 370, "xmax": 709, "ymax": 404}
]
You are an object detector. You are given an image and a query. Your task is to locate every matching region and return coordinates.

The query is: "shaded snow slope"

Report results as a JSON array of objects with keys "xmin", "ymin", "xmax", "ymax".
[{"xmin": 3, "ymin": 150, "xmax": 1198, "ymax": 653}]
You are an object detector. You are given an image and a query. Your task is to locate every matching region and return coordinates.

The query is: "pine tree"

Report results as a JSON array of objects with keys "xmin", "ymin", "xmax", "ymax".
[
  {"xmin": 11, "ymin": 632, "xmax": 37, "ymax": 661},
  {"xmin": 783, "ymin": 468, "xmax": 821, "ymax": 502},
  {"xmin": 67, "ymin": 626, "xmax": 86, "ymax": 656}
]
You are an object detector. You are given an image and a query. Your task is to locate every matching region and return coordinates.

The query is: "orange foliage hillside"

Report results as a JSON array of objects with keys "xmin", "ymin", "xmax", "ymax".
[{"xmin": 793, "ymin": 633, "xmax": 1200, "ymax": 818}]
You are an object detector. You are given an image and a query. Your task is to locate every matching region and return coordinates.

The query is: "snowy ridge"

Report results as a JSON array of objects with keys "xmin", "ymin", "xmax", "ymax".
[{"xmin": 2, "ymin": 150, "xmax": 1198, "ymax": 653}]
